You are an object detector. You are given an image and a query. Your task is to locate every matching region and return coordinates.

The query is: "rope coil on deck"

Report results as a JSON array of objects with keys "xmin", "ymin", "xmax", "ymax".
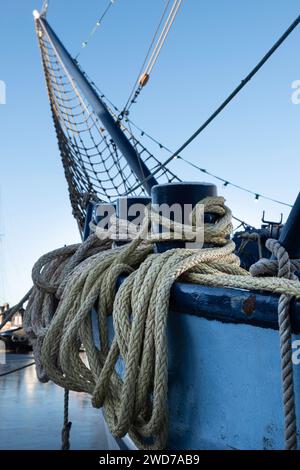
[{"xmin": 7, "ymin": 196, "xmax": 300, "ymax": 450}]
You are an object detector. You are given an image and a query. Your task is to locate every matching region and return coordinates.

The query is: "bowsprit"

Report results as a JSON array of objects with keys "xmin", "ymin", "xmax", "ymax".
[{"xmin": 99, "ymin": 455, "xmax": 134, "ymax": 468}]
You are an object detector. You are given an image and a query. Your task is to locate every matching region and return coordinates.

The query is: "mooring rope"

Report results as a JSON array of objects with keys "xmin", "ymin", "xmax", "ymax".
[
  {"xmin": 250, "ymin": 239, "xmax": 300, "ymax": 450},
  {"xmin": 123, "ymin": 14, "xmax": 300, "ymax": 197},
  {"xmin": 8, "ymin": 196, "xmax": 300, "ymax": 450}
]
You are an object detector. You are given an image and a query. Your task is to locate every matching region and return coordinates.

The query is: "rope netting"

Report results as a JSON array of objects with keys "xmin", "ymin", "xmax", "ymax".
[{"xmin": 36, "ymin": 22, "xmax": 180, "ymax": 230}]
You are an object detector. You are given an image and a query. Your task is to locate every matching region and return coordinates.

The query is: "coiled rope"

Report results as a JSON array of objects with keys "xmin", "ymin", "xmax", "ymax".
[
  {"xmin": 121, "ymin": 0, "xmax": 183, "ymax": 118},
  {"xmin": 8, "ymin": 196, "xmax": 300, "ymax": 450}
]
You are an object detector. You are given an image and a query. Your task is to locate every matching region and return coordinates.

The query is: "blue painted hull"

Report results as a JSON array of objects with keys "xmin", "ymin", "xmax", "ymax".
[
  {"xmin": 96, "ymin": 281, "xmax": 299, "ymax": 450},
  {"xmin": 167, "ymin": 312, "xmax": 292, "ymax": 450}
]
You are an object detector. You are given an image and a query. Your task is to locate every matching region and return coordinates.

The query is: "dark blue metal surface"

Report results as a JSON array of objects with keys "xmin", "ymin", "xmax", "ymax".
[
  {"xmin": 94, "ymin": 202, "xmax": 116, "ymax": 226},
  {"xmin": 37, "ymin": 17, "xmax": 158, "ymax": 195},
  {"xmin": 151, "ymin": 182, "xmax": 217, "ymax": 206},
  {"xmin": 116, "ymin": 276, "xmax": 300, "ymax": 333},
  {"xmin": 169, "ymin": 282, "xmax": 300, "ymax": 332},
  {"xmin": 115, "ymin": 196, "xmax": 151, "ymax": 246},
  {"xmin": 165, "ymin": 311, "xmax": 300, "ymax": 450}
]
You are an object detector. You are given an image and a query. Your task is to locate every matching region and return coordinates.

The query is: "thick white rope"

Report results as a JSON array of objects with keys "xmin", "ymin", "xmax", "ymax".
[{"xmin": 10, "ymin": 196, "xmax": 300, "ymax": 450}]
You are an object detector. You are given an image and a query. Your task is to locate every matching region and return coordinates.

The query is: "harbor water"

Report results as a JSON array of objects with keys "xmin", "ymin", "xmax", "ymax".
[{"xmin": 0, "ymin": 352, "xmax": 109, "ymax": 450}]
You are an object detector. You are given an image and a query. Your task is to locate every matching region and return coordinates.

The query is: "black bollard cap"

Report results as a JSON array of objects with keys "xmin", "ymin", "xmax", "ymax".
[{"xmin": 151, "ymin": 182, "xmax": 217, "ymax": 207}]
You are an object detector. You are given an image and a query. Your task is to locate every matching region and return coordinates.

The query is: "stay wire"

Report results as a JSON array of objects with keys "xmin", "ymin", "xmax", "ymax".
[
  {"xmin": 121, "ymin": 0, "xmax": 172, "ymax": 117},
  {"xmin": 76, "ymin": 0, "xmax": 116, "ymax": 60},
  {"xmin": 80, "ymin": 69, "xmax": 291, "ymax": 209},
  {"xmin": 123, "ymin": 13, "xmax": 300, "ymax": 196}
]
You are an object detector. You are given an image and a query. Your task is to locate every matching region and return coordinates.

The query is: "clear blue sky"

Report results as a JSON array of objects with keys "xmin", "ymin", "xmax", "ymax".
[{"xmin": 0, "ymin": 0, "xmax": 300, "ymax": 304}]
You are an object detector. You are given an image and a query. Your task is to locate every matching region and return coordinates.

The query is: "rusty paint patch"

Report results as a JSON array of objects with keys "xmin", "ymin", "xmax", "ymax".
[{"xmin": 242, "ymin": 294, "xmax": 256, "ymax": 316}]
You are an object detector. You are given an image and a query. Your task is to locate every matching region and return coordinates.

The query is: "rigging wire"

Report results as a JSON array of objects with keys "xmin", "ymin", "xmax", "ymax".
[
  {"xmin": 120, "ymin": 0, "xmax": 172, "ymax": 118},
  {"xmin": 120, "ymin": 0, "xmax": 183, "ymax": 119},
  {"xmin": 232, "ymin": 215, "xmax": 256, "ymax": 231},
  {"xmin": 178, "ymin": 156, "xmax": 292, "ymax": 207},
  {"xmin": 83, "ymin": 72, "xmax": 292, "ymax": 209},
  {"xmin": 122, "ymin": 13, "xmax": 300, "ymax": 198},
  {"xmin": 126, "ymin": 118, "xmax": 293, "ymax": 208},
  {"xmin": 40, "ymin": 5, "xmax": 296, "ymax": 218},
  {"xmin": 75, "ymin": 0, "xmax": 116, "ymax": 60},
  {"xmin": 144, "ymin": 0, "xmax": 182, "ymax": 77}
]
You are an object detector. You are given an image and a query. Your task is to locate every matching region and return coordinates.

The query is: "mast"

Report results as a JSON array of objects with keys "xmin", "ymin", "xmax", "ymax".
[{"xmin": 33, "ymin": 10, "xmax": 158, "ymax": 196}]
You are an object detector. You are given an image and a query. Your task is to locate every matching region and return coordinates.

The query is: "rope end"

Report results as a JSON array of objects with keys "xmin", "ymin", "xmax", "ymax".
[{"xmin": 33, "ymin": 10, "xmax": 40, "ymax": 20}]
